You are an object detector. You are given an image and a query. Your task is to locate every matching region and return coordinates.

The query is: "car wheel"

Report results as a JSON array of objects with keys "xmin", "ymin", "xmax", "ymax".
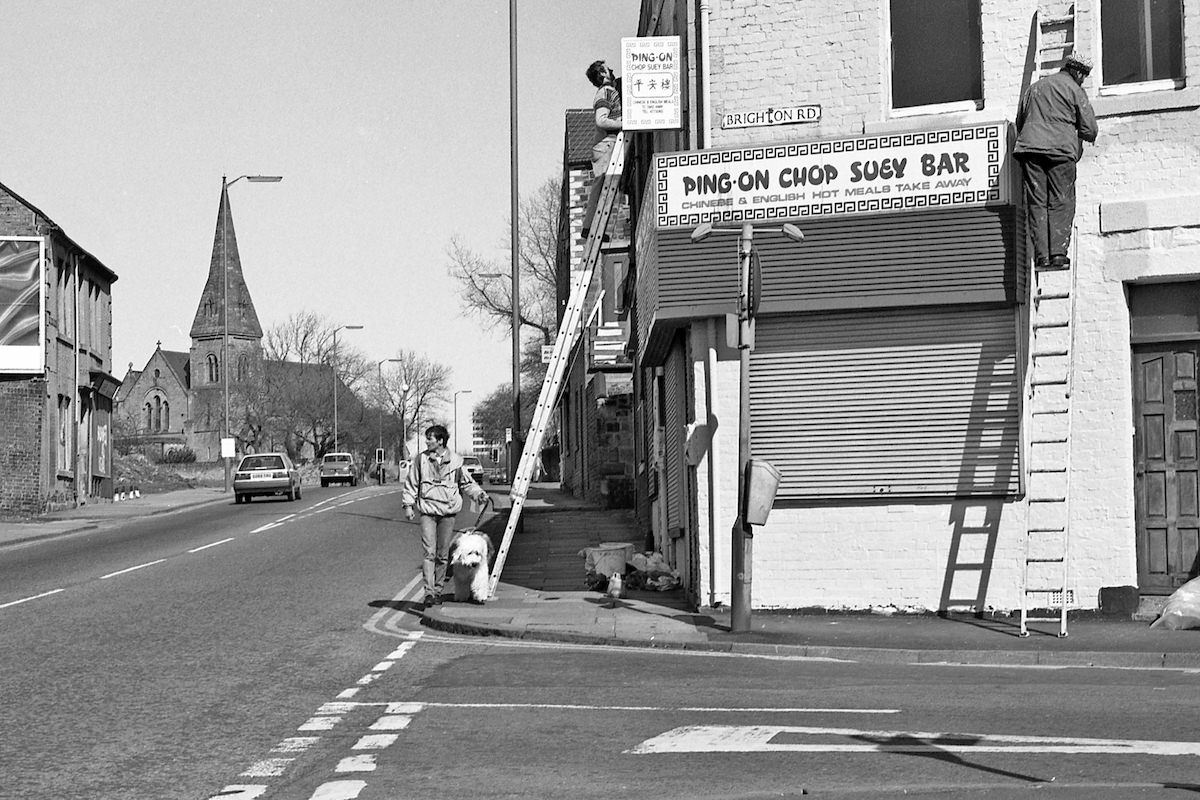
[
  {"xmin": 321, "ymin": 479, "xmax": 328, "ymax": 488},
  {"xmin": 234, "ymin": 493, "xmax": 243, "ymax": 504},
  {"xmin": 296, "ymin": 484, "xmax": 302, "ymax": 500},
  {"xmin": 287, "ymin": 487, "xmax": 296, "ymax": 501},
  {"xmin": 351, "ymin": 477, "xmax": 358, "ymax": 487}
]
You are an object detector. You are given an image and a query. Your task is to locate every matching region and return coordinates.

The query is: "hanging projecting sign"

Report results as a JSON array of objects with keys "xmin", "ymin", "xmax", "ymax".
[
  {"xmin": 722, "ymin": 105, "xmax": 822, "ymax": 129},
  {"xmin": 653, "ymin": 122, "xmax": 1009, "ymax": 229},
  {"xmin": 621, "ymin": 36, "xmax": 681, "ymax": 130}
]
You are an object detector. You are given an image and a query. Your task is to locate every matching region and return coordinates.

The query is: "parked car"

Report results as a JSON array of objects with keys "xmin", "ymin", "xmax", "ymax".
[
  {"xmin": 320, "ymin": 452, "xmax": 359, "ymax": 487},
  {"xmin": 461, "ymin": 455, "xmax": 484, "ymax": 483},
  {"xmin": 233, "ymin": 453, "xmax": 301, "ymax": 503}
]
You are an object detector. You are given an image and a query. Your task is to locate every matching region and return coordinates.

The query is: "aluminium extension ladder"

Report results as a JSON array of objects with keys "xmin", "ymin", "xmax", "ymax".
[
  {"xmin": 1020, "ymin": 241, "xmax": 1078, "ymax": 637},
  {"xmin": 1033, "ymin": 3, "xmax": 1076, "ymax": 78},
  {"xmin": 487, "ymin": 131, "xmax": 629, "ymax": 597}
]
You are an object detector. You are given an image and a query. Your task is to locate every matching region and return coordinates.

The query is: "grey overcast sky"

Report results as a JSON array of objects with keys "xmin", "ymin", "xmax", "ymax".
[{"xmin": 2, "ymin": 0, "xmax": 641, "ymax": 433}]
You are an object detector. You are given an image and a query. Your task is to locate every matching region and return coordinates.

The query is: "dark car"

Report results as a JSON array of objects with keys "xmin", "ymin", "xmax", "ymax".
[
  {"xmin": 320, "ymin": 452, "xmax": 358, "ymax": 487},
  {"xmin": 233, "ymin": 453, "xmax": 302, "ymax": 503}
]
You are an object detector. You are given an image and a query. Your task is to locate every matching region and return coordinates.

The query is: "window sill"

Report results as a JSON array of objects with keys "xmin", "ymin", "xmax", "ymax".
[
  {"xmin": 864, "ymin": 110, "xmax": 1003, "ymax": 136},
  {"xmin": 1093, "ymin": 86, "xmax": 1200, "ymax": 117},
  {"xmin": 889, "ymin": 99, "xmax": 981, "ymax": 118}
]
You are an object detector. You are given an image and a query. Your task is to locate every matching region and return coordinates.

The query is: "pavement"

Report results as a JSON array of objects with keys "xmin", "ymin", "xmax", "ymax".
[{"xmin": 4, "ymin": 481, "xmax": 1199, "ymax": 669}]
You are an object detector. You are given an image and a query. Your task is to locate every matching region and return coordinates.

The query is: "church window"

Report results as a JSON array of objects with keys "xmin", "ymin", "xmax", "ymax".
[
  {"xmin": 238, "ymin": 354, "xmax": 250, "ymax": 381},
  {"xmin": 207, "ymin": 353, "xmax": 220, "ymax": 383}
]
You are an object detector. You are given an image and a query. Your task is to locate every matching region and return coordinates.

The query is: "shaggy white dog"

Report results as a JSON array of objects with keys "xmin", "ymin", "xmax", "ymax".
[{"xmin": 449, "ymin": 530, "xmax": 493, "ymax": 604}]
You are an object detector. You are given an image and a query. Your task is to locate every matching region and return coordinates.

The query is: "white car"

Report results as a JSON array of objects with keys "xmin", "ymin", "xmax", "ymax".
[{"xmin": 461, "ymin": 455, "xmax": 484, "ymax": 483}]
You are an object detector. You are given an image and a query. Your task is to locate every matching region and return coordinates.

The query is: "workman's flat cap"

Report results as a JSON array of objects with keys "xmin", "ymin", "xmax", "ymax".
[{"xmin": 1064, "ymin": 53, "xmax": 1093, "ymax": 74}]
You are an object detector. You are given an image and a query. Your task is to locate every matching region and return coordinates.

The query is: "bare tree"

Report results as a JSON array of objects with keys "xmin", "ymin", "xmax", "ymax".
[{"xmin": 376, "ymin": 349, "xmax": 452, "ymax": 460}]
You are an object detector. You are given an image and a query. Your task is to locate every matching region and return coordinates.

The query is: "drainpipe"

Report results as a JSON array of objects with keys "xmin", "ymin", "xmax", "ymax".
[
  {"xmin": 73, "ymin": 251, "xmax": 82, "ymax": 506},
  {"xmin": 705, "ymin": 317, "xmax": 721, "ymax": 607},
  {"xmin": 698, "ymin": 0, "xmax": 712, "ymax": 148}
]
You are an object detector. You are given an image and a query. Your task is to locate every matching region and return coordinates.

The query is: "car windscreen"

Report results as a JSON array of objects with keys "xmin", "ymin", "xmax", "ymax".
[{"xmin": 241, "ymin": 456, "xmax": 285, "ymax": 470}]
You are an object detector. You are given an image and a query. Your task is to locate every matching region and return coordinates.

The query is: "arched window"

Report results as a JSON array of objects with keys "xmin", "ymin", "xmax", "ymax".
[
  {"xmin": 207, "ymin": 353, "xmax": 219, "ymax": 383},
  {"xmin": 162, "ymin": 400, "xmax": 170, "ymax": 431},
  {"xmin": 153, "ymin": 396, "xmax": 162, "ymax": 432},
  {"xmin": 144, "ymin": 402, "xmax": 152, "ymax": 431}
]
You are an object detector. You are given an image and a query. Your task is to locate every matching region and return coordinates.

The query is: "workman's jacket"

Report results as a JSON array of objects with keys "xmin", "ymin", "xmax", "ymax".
[
  {"xmin": 402, "ymin": 447, "xmax": 485, "ymax": 517},
  {"xmin": 1014, "ymin": 70, "xmax": 1099, "ymax": 162}
]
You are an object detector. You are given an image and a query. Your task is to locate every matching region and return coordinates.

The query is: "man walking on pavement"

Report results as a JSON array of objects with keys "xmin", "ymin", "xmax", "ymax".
[
  {"xmin": 402, "ymin": 424, "xmax": 489, "ymax": 607},
  {"xmin": 1014, "ymin": 52, "xmax": 1099, "ymax": 270}
]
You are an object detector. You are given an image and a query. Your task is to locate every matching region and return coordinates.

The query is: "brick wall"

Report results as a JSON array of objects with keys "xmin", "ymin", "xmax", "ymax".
[{"xmin": 0, "ymin": 378, "xmax": 46, "ymax": 516}]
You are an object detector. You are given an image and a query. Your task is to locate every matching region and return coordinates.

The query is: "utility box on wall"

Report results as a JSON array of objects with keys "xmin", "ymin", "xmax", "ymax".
[{"xmin": 743, "ymin": 459, "xmax": 782, "ymax": 526}]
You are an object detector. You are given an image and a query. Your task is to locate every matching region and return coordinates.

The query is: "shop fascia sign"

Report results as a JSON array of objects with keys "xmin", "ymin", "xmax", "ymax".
[
  {"xmin": 653, "ymin": 122, "xmax": 1009, "ymax": 229},
  {"xmin": 722, "ymin": 105, "xmax": 822, "ymax": 129}
]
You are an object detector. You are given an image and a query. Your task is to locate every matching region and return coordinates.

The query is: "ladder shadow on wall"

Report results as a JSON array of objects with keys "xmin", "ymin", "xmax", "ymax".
[{"xmin": 938, "ymin": 347, "xmax": 1022, "ymax": 620}]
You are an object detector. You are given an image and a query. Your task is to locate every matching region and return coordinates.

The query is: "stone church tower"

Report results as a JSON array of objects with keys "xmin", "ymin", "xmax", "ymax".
[{"xmin": 187, "ymin": 181, "xmax": 264, "ymax": 460}]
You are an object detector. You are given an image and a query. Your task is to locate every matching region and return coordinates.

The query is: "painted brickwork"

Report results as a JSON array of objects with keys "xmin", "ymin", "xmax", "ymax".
[
  {"xmin": 0, "ymin": 378, "xmax": 46, "ymax": 515},
  {"xmin": 663, "ymin": 0, "xmax": 1200, "ymax": 611}
]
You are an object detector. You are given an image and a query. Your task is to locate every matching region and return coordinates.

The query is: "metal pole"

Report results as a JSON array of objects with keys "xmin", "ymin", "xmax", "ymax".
[
  {"xmin": 732, "ymin": 222, "xmax": 754, "ymax": 633},
  {"xmin": 221, "ymin": 176, "xmax": 231, "ymax": 494},
  {"xmin": 332, "ymin": 328, "xmax": 339, "ymax": 452},
  {"xmin": 509, "ymin": 0, "xmax": 522, "ymax": 482}
]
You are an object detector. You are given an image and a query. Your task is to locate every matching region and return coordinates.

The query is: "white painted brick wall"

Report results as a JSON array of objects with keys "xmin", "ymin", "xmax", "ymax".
[{"xmin": 680, "ymin": 0, "xmax": 1198, "ymax": 611}]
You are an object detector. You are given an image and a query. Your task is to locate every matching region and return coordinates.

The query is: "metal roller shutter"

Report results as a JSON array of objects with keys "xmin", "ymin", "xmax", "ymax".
[
  {"xmin": 751, "ymin": 307, "xmax": 1020, "ymax": 500},
  {"xmin": 664, "ymin": 335, "xmax": 688, "ymax": 528}
]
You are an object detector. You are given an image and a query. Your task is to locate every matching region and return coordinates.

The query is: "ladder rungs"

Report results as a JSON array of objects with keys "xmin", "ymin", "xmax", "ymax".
[{"xmin": 948, "ymin": 562, "xmax": 988, "ymax": 570}]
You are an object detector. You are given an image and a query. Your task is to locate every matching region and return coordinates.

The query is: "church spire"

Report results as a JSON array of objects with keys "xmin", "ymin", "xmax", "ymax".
[{"xmin": 189, "ymin": 179, "xmax": 264, "ymax": 341}]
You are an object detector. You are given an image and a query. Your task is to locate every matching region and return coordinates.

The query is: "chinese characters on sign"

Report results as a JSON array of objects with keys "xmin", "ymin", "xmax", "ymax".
[
  {"xmin": 621, "ymin": 36, "xmax": 681, "ymax": 131},
  {"xmin": 654, "ymin": 124, "xmax": 1008, "ymax": 229}
]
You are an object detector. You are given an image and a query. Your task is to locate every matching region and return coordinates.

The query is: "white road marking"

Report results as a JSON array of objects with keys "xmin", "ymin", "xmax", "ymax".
[
  {"xmin": 0, "ymin": 588, "xmax": 64, "ymax": 609},
  {"xmin": 352, "ymin": 734, "xmax": 399, "ymax": 750},
  {"xmin": 308, "ymin": 781, "xmax": 366, "ymax": 800},
  {"xmin": 362, "ymin": 576, "xmax": 424, "ymax": 637},
  {"xmin": 241, "ymin": 758, "xmax": 294, "ymax": 777},
  {"xmin": 275, "ymin": 514, "xmax": 296, "ymax": 522},
  {"xmin": 189, "ymin": 537, "xmax": 235, "ymax": 553},
  {"xmin": 355, "ymin": 673, "xmax": 380, "ymax": 686},
  {"xmin": 627, "ymin": 724, "xmax": 1200, "ymax": 756},
  {"xmin": 271, "ymin": 737, "xmax": 319, "ymax": 753},
  {"xmin": 250, "ymin": 522, "xmax": 281, "ymax": 533},
  {"xmin": 368, "ymin": 715, "xmax": 412, "ymax": 731},
  {"xmin": 370, "ymin": 660, "xmax": 394, "ymax": 672},
  {"xmin": 418, "ymin": 702, "xmax": 897, "ymax": 714},
  {"xmin": 336, "ymin": 688, "xmax": 361, "ymax": 699},
  {"xmin": 316, "ymin": 506, "xmax": 334, "ymax": 514},
  {"xmin": 334, "ymin": 754, "xmax": 376, "ymax": 773},
  {"xmin": 100, "ymin": 559, "xmax": 165, "ymax": 579},
  {"xmin": 299, "ymin": 716, "xmax": 342, "ymax": 731},
  {"xmin": 206, "ymin": 785, "xmax": 267, "ymax": 799}
]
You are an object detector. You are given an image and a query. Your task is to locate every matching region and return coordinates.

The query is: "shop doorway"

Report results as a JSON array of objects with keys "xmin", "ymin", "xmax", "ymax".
[
  {"xmin": 1132, "ymin": 344, "xmax": 1200, "ymax": 593},
  {"xmin": 1130, "ymin": 281, "xmax": 1200, "ymax": 594}
]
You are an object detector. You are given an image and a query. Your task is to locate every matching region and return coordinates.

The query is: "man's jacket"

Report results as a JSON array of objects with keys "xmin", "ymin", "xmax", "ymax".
[
  {"xmin": 402, "ymin": 447, "xmax": 485, "ymax": 517},
  {"xmin": 1014, "ymin": 70, "xmax": 1098, "ymax": 162}
]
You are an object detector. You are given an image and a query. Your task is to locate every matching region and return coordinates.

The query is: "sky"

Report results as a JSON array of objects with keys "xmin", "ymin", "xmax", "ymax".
[{"xmin": 2, "ymin": 0, "xmax": 641, "ymax": 437}]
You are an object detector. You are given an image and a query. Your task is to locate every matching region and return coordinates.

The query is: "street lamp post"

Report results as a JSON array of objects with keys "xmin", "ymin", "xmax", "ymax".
[
  {"xmin": 509, "ymin": 0, "xmax": 522, "ymax": 483},
  {"xmin": 453, "ymin": 390, "xmax": 473, "ymax": 453},
  {"xmin": 330, "ymin": 324, "xmax": 363, "ymax": 452},
  {"xmin": 221, "ymin": 174, "xmax": 282, "ymax": 493},
  {"xmin": 690, "ymin": 220, "xmax": 803, "ymax": 633},
  {"xmin": 398, "ymin": 382, "xmax": 411, "ymax": 463}
]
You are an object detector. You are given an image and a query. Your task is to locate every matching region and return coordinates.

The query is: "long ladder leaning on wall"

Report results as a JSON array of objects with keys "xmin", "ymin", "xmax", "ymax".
[
  {"xmin": 487, "ymin": 131, "xmax": 629, "ymax": 598},
  {"xmin": 1020, "ymin": 234, "xmax": 1078, "ymax": 637}
]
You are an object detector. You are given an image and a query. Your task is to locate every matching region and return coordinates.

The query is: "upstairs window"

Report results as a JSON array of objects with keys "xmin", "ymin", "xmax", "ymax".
[
  {"xmin": 1102, "ymin": 0, "xmax": 1183, "ymax": 87},
  {"xmin": 207, "ymin": 353, "xmax": 220, "ymax": 383},
  {"xmin": 890, "ymin": 0, "xmax": 983, "ymax": 112}
]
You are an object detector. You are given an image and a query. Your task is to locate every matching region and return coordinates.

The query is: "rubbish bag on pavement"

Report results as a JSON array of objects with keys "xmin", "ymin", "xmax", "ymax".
[{"xmin": 1151, "ymin": 575, "xmax": 1200, "ymax": 630}]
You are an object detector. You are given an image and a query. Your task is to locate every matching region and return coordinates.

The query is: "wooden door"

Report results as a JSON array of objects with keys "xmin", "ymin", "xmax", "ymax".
[{"xmin": 1133, "ymin": 345, "xmax": 1200, "ymax": 593}]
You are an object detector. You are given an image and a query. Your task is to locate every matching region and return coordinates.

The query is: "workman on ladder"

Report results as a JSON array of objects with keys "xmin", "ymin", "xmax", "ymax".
[
  {"xmin": 582, "ymin": 58, "xmax": 623, "ymax": 238},
  {"xmin": 1014, "ymin": 52, "xmax": 1099, "ymax": 270}
]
